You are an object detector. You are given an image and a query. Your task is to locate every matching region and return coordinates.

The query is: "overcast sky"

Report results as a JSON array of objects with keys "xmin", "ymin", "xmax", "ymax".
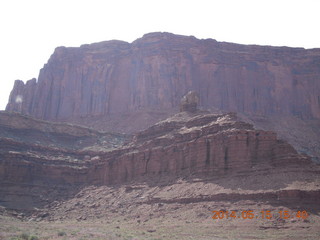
[{"xmin": 1, "ymin": 0, "xmax": 319, "ymax": 110}]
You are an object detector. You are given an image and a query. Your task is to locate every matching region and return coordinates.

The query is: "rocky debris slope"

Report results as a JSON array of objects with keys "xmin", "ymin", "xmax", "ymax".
[
  {"xmin": 237, "ymin": 113, "xmax": 320, "ymax": 163},
  {"xmin": 1, "ymin": 110, "xmax": 319, "ymax": 213},
  {"xmin": 31, "ymin": 177, "xmax": 320, "ymax": 223},
  {"xmin": 0, "ymin": 111, "xmax": 127, "ymax": 210},
  {"xmin": 0, "ymin": 111, "xmax": 126, "ymax": 150}
]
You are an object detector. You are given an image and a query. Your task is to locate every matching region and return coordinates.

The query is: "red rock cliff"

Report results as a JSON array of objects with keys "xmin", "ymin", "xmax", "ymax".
[
  {"xmin": 1, "ymin": 111, "xmax": 317, "ymax": 211},
  {"xmin": 6, "ymin": 32, "xmax": 320, "ymax": 122}
]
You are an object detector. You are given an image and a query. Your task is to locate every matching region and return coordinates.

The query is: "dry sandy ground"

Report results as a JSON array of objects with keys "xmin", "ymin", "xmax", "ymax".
[
  {"xmin": 1, "ymin": 202, "xmax": 319, "ymax": 240},
  {"xmin": 1, "ymin": 168, "xmax": 320, "ymax": 240}
]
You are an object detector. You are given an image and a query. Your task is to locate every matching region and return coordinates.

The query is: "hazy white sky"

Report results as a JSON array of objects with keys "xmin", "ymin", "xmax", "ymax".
[{"xmin": 1, "ymin": 0, "xmax": 319, "ymax": 110}]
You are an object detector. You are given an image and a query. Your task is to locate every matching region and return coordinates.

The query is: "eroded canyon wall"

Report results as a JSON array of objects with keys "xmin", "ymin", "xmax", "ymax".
[
  {"xmin": 6, "ymin": 32, "xmax": 320, "ymax": 122},
  {"xmin": 0, "ymin": 112, "xmax": 313, "ymax": 210}
]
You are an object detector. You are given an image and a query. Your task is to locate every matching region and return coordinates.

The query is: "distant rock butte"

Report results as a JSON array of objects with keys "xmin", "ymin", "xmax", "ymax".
[{"xmin": 6, "ymin": 32, "xmax": 320, "ymax": 124}]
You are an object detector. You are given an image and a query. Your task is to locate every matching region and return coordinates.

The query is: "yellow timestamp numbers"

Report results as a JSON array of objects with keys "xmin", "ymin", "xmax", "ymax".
[{"xmin": 211, "ymin": 210, "xmax": 309, "ymax": 220}]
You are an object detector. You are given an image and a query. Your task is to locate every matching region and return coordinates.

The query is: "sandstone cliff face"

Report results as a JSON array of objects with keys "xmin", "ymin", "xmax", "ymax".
[
  {"xmin": 1, "ymin": 111, "xmax": 316, "ymax": 211},
  {"xmin": 6, "ymin": 32, "xmax": 320, "ymax": 122}
]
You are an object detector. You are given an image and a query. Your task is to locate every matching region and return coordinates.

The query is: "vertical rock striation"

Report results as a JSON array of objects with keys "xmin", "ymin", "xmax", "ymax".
[{"xmin": 6, "ymin": 32, "xmax": 320, "ymax": 122}]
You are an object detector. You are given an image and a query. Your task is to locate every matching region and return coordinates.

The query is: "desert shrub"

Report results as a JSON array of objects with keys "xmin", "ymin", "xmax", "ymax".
[
  {"xmin": 28, "ymin": 236, "xmax": 39, "ymax": 240},
  {"xmin": 19, "ymin": 233, "xmax": 29, "ymax": 240},
  {"xmin": 10, "ymin": 233, "xmax": 39, "ymax": 240},
  {"xmin": 58, "ymin": 231, "xmax": 67, "ymax": 236}
]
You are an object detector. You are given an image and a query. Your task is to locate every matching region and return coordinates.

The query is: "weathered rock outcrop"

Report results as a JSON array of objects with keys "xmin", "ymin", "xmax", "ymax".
[
  {"xmin": 1, "ymin": 111, "xmax": 318, "ymax": 211},
  {"xmin": 6, "ymin": 32, "xmax": 320, "ymax": 122},
  {"xmin": 180, "ymin": 91, "xmax": 199, "ymax": 112}
]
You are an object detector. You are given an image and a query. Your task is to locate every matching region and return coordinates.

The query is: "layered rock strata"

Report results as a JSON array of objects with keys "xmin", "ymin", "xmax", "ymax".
[
  {"xmin": 6, "ymin": 32, "xmax": 320, "ymax": 161},
  {"xmin": 0, "ymin": 111, "xmax": 316, "ymax": 211},
  {"xmin": 6, "ymin": 32, "xmax": 320, "ymax": 122}
]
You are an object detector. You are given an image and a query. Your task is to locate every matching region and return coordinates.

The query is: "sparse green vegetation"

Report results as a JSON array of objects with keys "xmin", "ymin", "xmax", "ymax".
[
  {"xmin": 18, "ymin": 233, "xmax": 28, "ymax": 240},
  {"xmin": 9, "ymin": 233, "xmax": 39, "ymax": 240},
  {"xmin": 58, "ymin": 231, "xmax": 66, "ymax": 236},
  {"xmin": 28, "ymin": 236, "xmax": 39, "ymax": 240}
]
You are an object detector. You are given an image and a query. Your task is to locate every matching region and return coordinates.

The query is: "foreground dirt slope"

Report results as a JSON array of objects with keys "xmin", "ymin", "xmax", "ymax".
[{"xmin": 1, "ymin": 176, "xmax": 320, "ymax": 240}]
